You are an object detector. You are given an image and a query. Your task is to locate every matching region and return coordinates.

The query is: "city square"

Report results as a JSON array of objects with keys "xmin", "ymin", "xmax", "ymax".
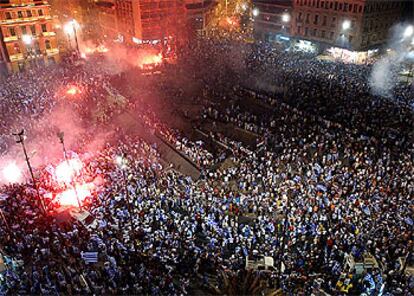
[{"xmin": 0, "ymin": 0, "xmax": 413, "ymax": 295}]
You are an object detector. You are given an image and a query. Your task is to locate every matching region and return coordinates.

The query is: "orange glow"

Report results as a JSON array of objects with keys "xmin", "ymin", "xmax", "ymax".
[
  {"xmin": 219, "ymin": 16, "xmax": 240, "ymax": 29},
  {"xmin": 57, "ymin": 183, "xmax": 94, "ymax": 207},
  {"xmin": 138, "ymin": 53, "xmax": 163, "ymax": 69},
  {"xmin": 66, "ymin": 86, "xmax": 81, "ymax": 96},
  {"xmin": 82, "ymin": 44, "xmax": 109, "ymax": 56}
]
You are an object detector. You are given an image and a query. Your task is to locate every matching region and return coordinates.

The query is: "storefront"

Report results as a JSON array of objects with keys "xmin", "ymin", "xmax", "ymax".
[{"xmin": 326, "ymin": 47, "xmax": 380, "ymax": 64}]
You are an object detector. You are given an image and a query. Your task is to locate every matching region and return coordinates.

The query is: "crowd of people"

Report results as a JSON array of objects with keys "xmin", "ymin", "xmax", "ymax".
[{"xmin": 0, "ymin": 37, "xmax": 413, "ymax": 296}]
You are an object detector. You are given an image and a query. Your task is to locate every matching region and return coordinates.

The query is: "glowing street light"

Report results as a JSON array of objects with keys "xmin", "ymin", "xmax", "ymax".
[
  {"xmin": 282, "ymin": 13, "xmax": 290, "ymax": 23},
  {"xmin": 342, "ymin": 20, "xmax": 351, "ymax": 31},
  {"xmin": 403, "ymin": 25, "xmax": 413, "ymax": 38},
  {"xmin": 252, "ymin": 8, "xmax": 259, "ymax": 17},
  {"xmin": 64, "ymin": 19, "xmax": 80, "ymax": 54},
  {"xmin": 22, "ymin": 34, "xmax": 32, "ymax": 45}
]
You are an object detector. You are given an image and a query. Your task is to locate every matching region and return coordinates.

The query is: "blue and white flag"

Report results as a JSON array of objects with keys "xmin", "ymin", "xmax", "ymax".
[{"xmin": 81, "ymin": 252, "xmax": 98, "ymax": 264}]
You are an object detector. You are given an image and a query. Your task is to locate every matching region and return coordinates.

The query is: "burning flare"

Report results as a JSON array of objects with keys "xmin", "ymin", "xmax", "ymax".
[
  {"xmin": 66, "ymin": 86, "xmax": 81, "ymax": 96},
  {"xmin": 55, "ymin": 158, "xmax": 83, "ymax": 184},
  {"xmin": 2, "ymin": 163, "xmax": 22, "ymax": 183},
  {"xmin": 57, "ymin": 183, "xmax": 94, "ymax": 207}
]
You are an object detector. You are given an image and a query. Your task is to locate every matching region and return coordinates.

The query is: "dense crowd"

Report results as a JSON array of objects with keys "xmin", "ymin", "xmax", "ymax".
[{"xmin": 0, "ymin": 38, "xmax": 413, "ymax": 296}]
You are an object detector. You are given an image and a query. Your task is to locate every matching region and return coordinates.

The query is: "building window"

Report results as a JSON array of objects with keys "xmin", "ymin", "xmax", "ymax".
[
  {"xmin": 322, "ymin": 15, "xmax": 327, "ymax": 26},
  {"xmin": 305, "ymin": 27, "xmax": 309, "ymax": 36},
  {"xmin": 359, "ymin": 5, "xmax": 362, "ymax": 13},
  {"xmin": 339, "ymin": 3, "xmax": 342, "ymax": 10},
  {"xmin": 41, "ymin": 24, "xmax": 47, "ymax": 32},
  {"xmin": 344, "ymin": 3, "xmax": 348, "ymax": 11},
  {"xmin": 9, "ymin": 27, "xmax": 16, "ymax": 36},
  {"xmin": 5, "ymin": 12, "xmax": 12, "ymax": 19},
  {"xmin": 349, "ymin": 35, "xmax": 353, "ymax": 43},
  {"xmin": 334, "ymin": 1, "xmax": 338, "ymax": 10},
  {"xmin": 21, "ymin": 26, "xmax": 27, "ymax": 35},
  {"xmin": 45, "ymin": 40, "xmax": 51, "ymax": 50},
  {"xmin": 321, "ymin": 1, "xmax": 324, "ymax": 8},
  {"xmin": 312, "ymin": 28, "xmax": 317, "ymax": 36},
  {"xmin": 330, "ymin": 31, "xmax": 334, "ymax": 39},
  {"xmin": 314, "ymin": 15, "xmax": 319, "ymax": 25},
  {"xmin": 330, "ymin": 2, "xmax": 333, "ymax": 9},
  {"xmin": 331, "ymin": 17, "xmax": 336, "ymax": 27},
  {"xmin": 17, "ymin": 11, "xmax": 23, "ymax": 18},
  {"xmin": 30, "ymin": 25, "xmax": 36, "ymax": 35},
  {"xmin": 14, "ymin": 43, "xmax": 20, "ymax": 53},
  {"xmin": 298, "ymin": 26, "xmax": 302, "ymax": 34},
  {"xmin": 27, "ymin": 10, "xmax": 32, "ymax": 17},
  {"xmin": 306, "ymin": 13, "xmax": 310, "ymax": 23},
  {"xmin": 38, "ymin": 9, "xmax": 43, "ymax": 16},
  {"xmin": 321, "ymin": 30, "xmax": 326, "ymax": 38}
]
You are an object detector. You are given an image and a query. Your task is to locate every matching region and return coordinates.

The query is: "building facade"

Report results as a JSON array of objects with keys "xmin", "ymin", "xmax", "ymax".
[
  {"xmin": 253, "ymin": 0, "xmax": 292, "ymax": 43},
  {"xmin": 113, "ymin": 0, "xmax": 187, "ymax": 45},
  {"xmin": 0, "ymin": 0, "xmax": 59, "ymax": 72},
  {"xmin": 291, "ymin": 0, "xmax": 405, "ymax": 51},
  {"xmin": 185, "ymin": 0, "xmax": 215, "ymax": 36},
  {"xmin": 95, "ymin": 0, "xmax": 118, "ymax": 41}
]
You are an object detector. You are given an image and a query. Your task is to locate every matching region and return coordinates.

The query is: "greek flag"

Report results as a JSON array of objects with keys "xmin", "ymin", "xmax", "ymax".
[{"xmin": 81, "ymin": 252, "xmax": 98, "ymax": 264}]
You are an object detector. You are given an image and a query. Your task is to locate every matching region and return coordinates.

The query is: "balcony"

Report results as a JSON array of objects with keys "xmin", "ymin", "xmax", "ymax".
[
  {"xmin": 3, "ymin": 35, "xmax": 18, "ymax": 42},
  {"xmin": 42, "ymin": 32, "xmax": 56, "ymax": 37},
  {"xmin": 0, "ymin": 15, "xmax": 52, "ymax": 25},
  {"xmin": 9, "ymin": 53, "xmax": 24, "ymax": 62},
  {"xmin": 46, "ymin": 48, "xmax": 59, "ymax": 56}
]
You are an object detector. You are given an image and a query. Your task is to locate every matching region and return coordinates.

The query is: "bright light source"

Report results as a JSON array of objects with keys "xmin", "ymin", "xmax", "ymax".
[
  {"xmin": 2, "ymin": 163, "xmax": 22, "ymax": 183},
  {"xmin": 55, "ymin": 159, "xmax": 83, "ymax": 184},
  {"xmin": 252, "ymin": 8, "xmax": 259, "ymax": 17},
  {"xmin": 282, "ymin": 13, "xmax": 290, "ymax": 23},
  {"xmin": 22, "ymin": 34, "xmax": 32, "ymax": 45},
  {"xmin": 115, "ymin": 156, "xmax": 128, "ymax": 169},
  {"xmin": 342, "ymin": 20, "xmax": 351, "ymax": 30},
  {"xmin": 57, "ymin": 183, "xmax": 93, "ymax": 207},
  {"xmin": 66, "ymin": 86, "xmax": 81, "ymax": 96},
  {"xmin": 64, "ymin": 20, "xmax": 79, "ymax": 35},
  {"xmin": 403, "ymin": 25, "xmax": 413, "ymax": 38},
  {"xmin": 241, "ymin": 3, "xmax": 247, "ymax": 11},
  {"xmin": 64, "ymin": 23, "xmax": 74, "ymax": 35}
]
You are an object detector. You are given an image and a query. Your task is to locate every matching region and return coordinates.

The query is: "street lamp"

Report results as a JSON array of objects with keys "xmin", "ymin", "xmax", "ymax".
[
  {"xmin": 282, "ymin": 13, "xmax": 290, "ymax": 23},
  {"xmin": 342, "ymin": 20, "xmax": 351, "ymax": 31},
  {"xmin": 22, "ymin": 34, "xmax": 32, "ymax": 45},
  {"xmin": 403, "ymin": 25, "xmax": 413, "ymax": 38},
  {"xmin": 13, "ymin": 130, "xmax": 46, "ymax": 214},
  {"xmin": 57, "ymin": 131, "xmax": 82, "ymax": 209},
  {"xmin": 64, "ymin": 19, "xmax": 80, "ymax": 55}
]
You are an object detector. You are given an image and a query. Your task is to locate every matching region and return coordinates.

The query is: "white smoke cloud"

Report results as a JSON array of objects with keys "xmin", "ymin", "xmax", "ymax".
[{"xmin": 369, "ymin": 23, "xmax": 414, "ymax": 97}]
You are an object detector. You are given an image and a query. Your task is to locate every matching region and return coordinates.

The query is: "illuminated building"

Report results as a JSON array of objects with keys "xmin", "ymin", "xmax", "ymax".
[
  {"xmin": 0, "ymin": 0, "xmax": 59, "ymax": 72},
  {"xmin": 291, "ymin": 0, "xmax": 406, "ymax": 52},
  {"xmin": 95, "ymin": 0, "xmax": 118, "ymax": 41},
  {"xmin": 185, "ymin": 0, "xmax": 215, "ymax": 35},
  {"xmin": 252, "ymin": 0, "xmax": 292, "ymax": 43},
  {"xmin": 49, "ymin": 0, "xmax": 98, "ymax": 42},
  {"xmin": 95, "ymin": 0, "xmax": 187, "ymax": 45}
]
